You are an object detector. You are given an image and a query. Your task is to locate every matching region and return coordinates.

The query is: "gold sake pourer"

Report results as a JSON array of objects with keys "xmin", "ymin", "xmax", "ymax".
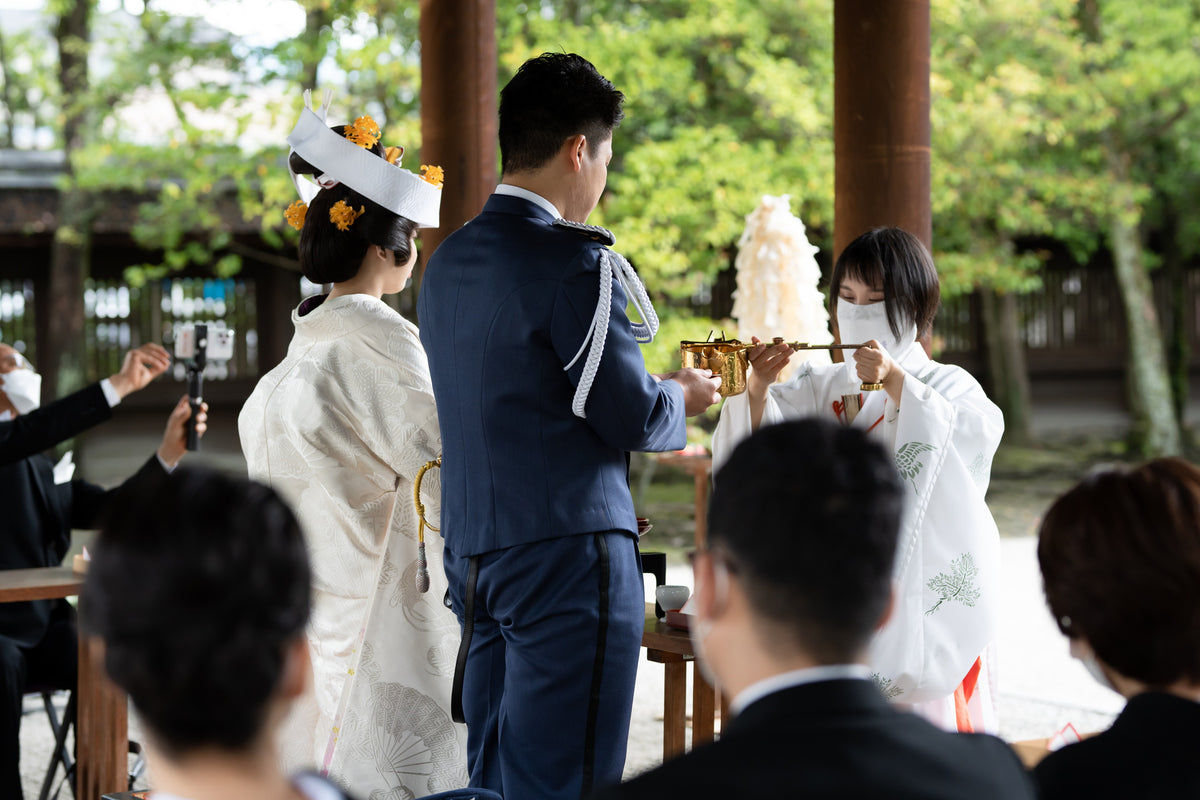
[{"xmin": 680, "ymin": 336, "xmax": 871, "ymax": 398}]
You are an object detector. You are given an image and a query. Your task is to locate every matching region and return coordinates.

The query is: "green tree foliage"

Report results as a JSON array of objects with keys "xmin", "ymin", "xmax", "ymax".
[{"xmin": 4, "ymin": 0, "xmax": 1199, "ymax": 444}]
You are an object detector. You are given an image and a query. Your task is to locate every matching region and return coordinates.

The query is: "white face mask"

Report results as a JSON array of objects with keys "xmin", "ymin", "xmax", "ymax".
[
  {"xmin": 837, "ymin": 299, "xmax": 918, "ymax": 358},
  {"xmin": 688, "ymin": 560, "xmax": 729, "ymax": 688},
  {"xmin": 0, "ymin": 367, "xmax": 42, "ymax": 415}
]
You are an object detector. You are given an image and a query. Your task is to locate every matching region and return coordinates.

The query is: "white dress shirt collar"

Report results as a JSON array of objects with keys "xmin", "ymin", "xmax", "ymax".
[
  {"xmin": 495, "ymin": 183, "xmax": 562, "ymax": 220},
  {"xmin": 731, "ymin": 663, "xmax": 873, "ymax": 716}
]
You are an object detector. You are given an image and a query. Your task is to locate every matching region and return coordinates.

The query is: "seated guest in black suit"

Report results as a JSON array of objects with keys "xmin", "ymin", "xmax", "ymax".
[
  {"xmin": 83, "ymin": 468, "xmax": 360, "ymax": 800},
  {"xmin": 592, "ymin": 419, "xmax": 1035, "ymax": 800},
  {"xmin": 1035, "ymin": 457, "xmax": 1200, "ymax": 798},
  {"xmin": 0, "ymin": 342, "xmax": 202, "ymax": 800}
]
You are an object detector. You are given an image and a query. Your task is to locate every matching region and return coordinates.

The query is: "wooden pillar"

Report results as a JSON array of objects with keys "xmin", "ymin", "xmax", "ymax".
[
  {"xmin": 417, "ymin": 0, "xmax": 497, "ymax": 271},
  {"xmin": 833, "ymin": 0, "xmax": 931, "ymax": 255},
  {"xmin": 254, "ymin": 263, "xmax": 301, "ymax": 373}
]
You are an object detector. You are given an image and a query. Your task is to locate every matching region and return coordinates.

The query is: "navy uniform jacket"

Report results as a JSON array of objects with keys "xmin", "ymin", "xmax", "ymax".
[{"xmin": 418, "ymin": 194, "xmax": 685, "ymax": 556}]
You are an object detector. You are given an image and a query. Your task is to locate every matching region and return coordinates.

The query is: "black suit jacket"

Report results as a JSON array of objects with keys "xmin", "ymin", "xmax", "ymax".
[
  {"xmin": 0, "ymin": 382, "xmax": 113, "ymax": 465},
  {"xmin": 0, "ymin": 384, "xmax": 162, "ymax": 648},
  {"xmin": 1034, "ymin": 691, "xmax": 1200, "ymax": 799},
  {"xmin": 591, "ymin": 679, "xmax": 1035, "ymax": 800}
]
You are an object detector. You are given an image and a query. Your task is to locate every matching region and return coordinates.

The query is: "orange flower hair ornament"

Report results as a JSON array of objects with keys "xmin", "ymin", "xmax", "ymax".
[
  {"xmin": 284, "ymin": 200, "xmax": 308, "ymax": 230},
  {"xmin": 344, "ymin": 115, "xmax": 381, "ymax": 149},
  {"xmin": 287, "ymin": 90, "xmax": 442, "ymax": 227},
  {"xmin": 420, "ymin": 165, "xmax": 445, "ymax": 189},
  {"xmin": 329, "ymin": 200, "xmax": 365, "ymax": 231}
]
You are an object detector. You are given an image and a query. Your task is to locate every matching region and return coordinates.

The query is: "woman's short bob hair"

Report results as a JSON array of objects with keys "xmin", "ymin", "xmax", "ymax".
[
  {"xmin": 288, "ymin": 125, "xmax": 419, "ymax": 285},
  {"xmin": 1037, "ymin": 457, "xmax": 1200, "ymax": 688},
  {"xmin": 830, "ymin": 227, "xmax": 941, "ymax": 340}
]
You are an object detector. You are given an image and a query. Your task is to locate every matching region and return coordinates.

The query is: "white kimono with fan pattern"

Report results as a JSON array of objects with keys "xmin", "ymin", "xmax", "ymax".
[
  {"xmin": 238, "ymin": 293, "xmax": 467, "ymax": 797},
  {"xmin": 712, "ymin": 340, "xmax": 1003, "ymax": 732}
]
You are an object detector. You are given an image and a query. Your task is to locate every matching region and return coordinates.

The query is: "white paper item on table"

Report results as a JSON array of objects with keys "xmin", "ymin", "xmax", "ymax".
[{"xmin": 1047, "ymin": 722, "xmax": 1082, "ymax": 751}]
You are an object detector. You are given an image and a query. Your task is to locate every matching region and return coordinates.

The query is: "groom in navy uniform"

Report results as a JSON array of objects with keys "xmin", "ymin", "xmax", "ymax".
[{"xmin": 419, "ymin": 53, "xmax": 721, "ymax": 800}]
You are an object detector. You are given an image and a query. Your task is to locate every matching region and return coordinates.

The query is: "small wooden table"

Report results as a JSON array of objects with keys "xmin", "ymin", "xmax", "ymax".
[
  {"xmin": 641, "ymin": 608, "xmax": 725, "ymax": 759},
  {"xmin": 0, "ymin": 566, "xmax": 128, "ymax": 800},
  {"xmin": 653, "ymin": 453, "xmax": 712, "ymax": 548}
]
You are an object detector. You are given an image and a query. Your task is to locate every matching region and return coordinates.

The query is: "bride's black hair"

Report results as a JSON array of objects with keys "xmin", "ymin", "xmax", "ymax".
[{"xmin": 289, "ymin": 126, "xmax": 419, "ymax": 284}]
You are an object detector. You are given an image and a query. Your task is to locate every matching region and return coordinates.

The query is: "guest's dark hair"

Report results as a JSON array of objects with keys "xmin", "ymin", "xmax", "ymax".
[
  {"xmin": 831, "ymin": 227, "xmax": 941, "ymax": 339},
  {"xmin": 289, "ymin": 126, "xmax": 418, "ymax": 284},
  {"xmin": 82, "ymin": 467, "xmax": 311, "ymax": 757},
  {"xmin": 499, "ymin": 52, "xmax": 624, "ymax": 174},
  {"xmin": 1038, "ymin": 458, "xmax": 1200, "ymax": 687},
  {"xmin": 709, "ymin": 419, "xmax": 905, "ymax": 663}
]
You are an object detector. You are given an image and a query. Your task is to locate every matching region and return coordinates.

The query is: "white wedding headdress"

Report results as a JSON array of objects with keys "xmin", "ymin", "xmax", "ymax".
[{"xmin": 286, "ymin": 90, "xmax": 442, "ymax": 228}]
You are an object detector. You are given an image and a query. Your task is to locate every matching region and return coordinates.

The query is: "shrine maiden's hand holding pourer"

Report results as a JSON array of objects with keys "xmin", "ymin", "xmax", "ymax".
[{"xmin": 680, "ymin": 335, "xmax": 877, "ymax": 397}]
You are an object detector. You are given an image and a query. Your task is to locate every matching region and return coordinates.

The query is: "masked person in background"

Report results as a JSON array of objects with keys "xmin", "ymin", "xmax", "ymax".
[
  {"xmin": 1035, "ymin": 458, "xmax": 1200, "ymax": 799},
  {"xmin": 712, "ymin": 226, "xmax": 1004, "ymax": 733},
  {"xmin": 0, "ymin": 343, "xmax": 171, "ymax": 463},
  {"xmin": 0, "ymin": 341, "xmax": 205, "ymax": 800}
]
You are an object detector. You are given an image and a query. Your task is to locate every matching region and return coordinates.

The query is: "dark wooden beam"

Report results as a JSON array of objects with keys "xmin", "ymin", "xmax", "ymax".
[
  {"xmin": 417, "ymin": 0, "xmax": 498, "ymax": 272},
  {"xmin": 833, "ymin": 0, "xmax": 931, "ymax": 256}
]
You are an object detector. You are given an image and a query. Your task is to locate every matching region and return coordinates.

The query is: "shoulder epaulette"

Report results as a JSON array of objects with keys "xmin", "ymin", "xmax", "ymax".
[{"xmin": 553, "ymin": 218, "xmax": 615, "ymax": 247}]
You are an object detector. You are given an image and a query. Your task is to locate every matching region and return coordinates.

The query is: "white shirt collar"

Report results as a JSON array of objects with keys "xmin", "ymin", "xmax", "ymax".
[
  {"xmin": 495, "ymin": 183, "xmax": 562, "ymax": 219},
  {"xmin": 730, "ymin": 664, "xmax": 873, "ymax": 716}
]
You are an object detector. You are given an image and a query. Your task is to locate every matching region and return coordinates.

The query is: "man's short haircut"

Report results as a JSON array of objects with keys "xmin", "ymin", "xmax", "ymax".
[
  {"xmin": 831, "ymin": 226, "xmax": 941, "ymax": 340},
  {"xmin": 1038, "ymin": 457, "xmax": 1200, "ymax": 687},
  {"xmin": 499, "ymin": 52, "xmax": 624, "ymax": 174},
  {"xmin": 709, "ymin": 419, "xmax": 905, "ymax": 663},
  {"xmin": 83, "ymin": 467, "xmax": 311, "ymax": 757}
]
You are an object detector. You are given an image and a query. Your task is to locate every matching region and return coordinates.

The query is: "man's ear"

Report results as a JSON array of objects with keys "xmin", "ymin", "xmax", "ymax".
[
  {"xmin": 875, "ymin": 582, "xmax": 896, "ymax": 632},
  {"xmin": 279, "ymin": 635, "xmax": 312, "ymax": 701},
  {"xmin": 563, "ymin": 133, "xmax": 587, "ymax": 173},
  {"xmin": 693, "ymin": 552, "xmax": 732, "ymax": 619}
]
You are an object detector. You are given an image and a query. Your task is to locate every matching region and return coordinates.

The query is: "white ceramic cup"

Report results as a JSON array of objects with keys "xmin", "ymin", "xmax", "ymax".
[{"xmin": 656, "ymin": 584, "xmax": 691, "ymax": 612}]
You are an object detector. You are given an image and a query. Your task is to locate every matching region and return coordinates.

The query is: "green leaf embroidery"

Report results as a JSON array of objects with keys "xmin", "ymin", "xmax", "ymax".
[
  {"xmin": 925, "ymin": 553, "xmax": 982, "ymax": 616},
  {"xmin": 967, "ymin": 452, "xmax": 988, "ymax": 482},
  {"xmin": 871, "ymin": 672, "xmax": 902, "ymax": 700},
  {"xmin": 895, "ymin": 441, "xmax": 936, "ymax": 494}
]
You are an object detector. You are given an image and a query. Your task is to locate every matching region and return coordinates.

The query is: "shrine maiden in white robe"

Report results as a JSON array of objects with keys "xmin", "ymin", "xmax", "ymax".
[
  {"xmin": 239, "ymin": 293, "xmax": 467, "ymax": 796},
  {"xmin": 712, "ymin": 340, "xmax": 1003, "ymax": 732}
]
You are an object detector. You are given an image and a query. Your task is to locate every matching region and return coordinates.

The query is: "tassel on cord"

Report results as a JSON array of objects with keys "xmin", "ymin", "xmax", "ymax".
[
  {"xmin": 413, "ymin": 457, "xmax": 442, "ymax": 593},
  {"xmin": 564, "ymin": 250, "xmax": 660, "ymax": 419}
]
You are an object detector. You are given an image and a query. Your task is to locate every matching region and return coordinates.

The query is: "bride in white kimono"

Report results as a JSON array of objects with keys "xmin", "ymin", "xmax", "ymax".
[
  {"xmin": 712, "ymin": 227, "xmax": 1004, "ymax": 733},
  {"xmin": 239, "ymin": 104, "xmax": 466, "ymax": 796}
]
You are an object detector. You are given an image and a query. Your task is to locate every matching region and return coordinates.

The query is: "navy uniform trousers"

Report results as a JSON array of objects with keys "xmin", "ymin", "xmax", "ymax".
[{"xmin": 444, "ymin": 531, "xmax": 644, "ymax": 800}]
